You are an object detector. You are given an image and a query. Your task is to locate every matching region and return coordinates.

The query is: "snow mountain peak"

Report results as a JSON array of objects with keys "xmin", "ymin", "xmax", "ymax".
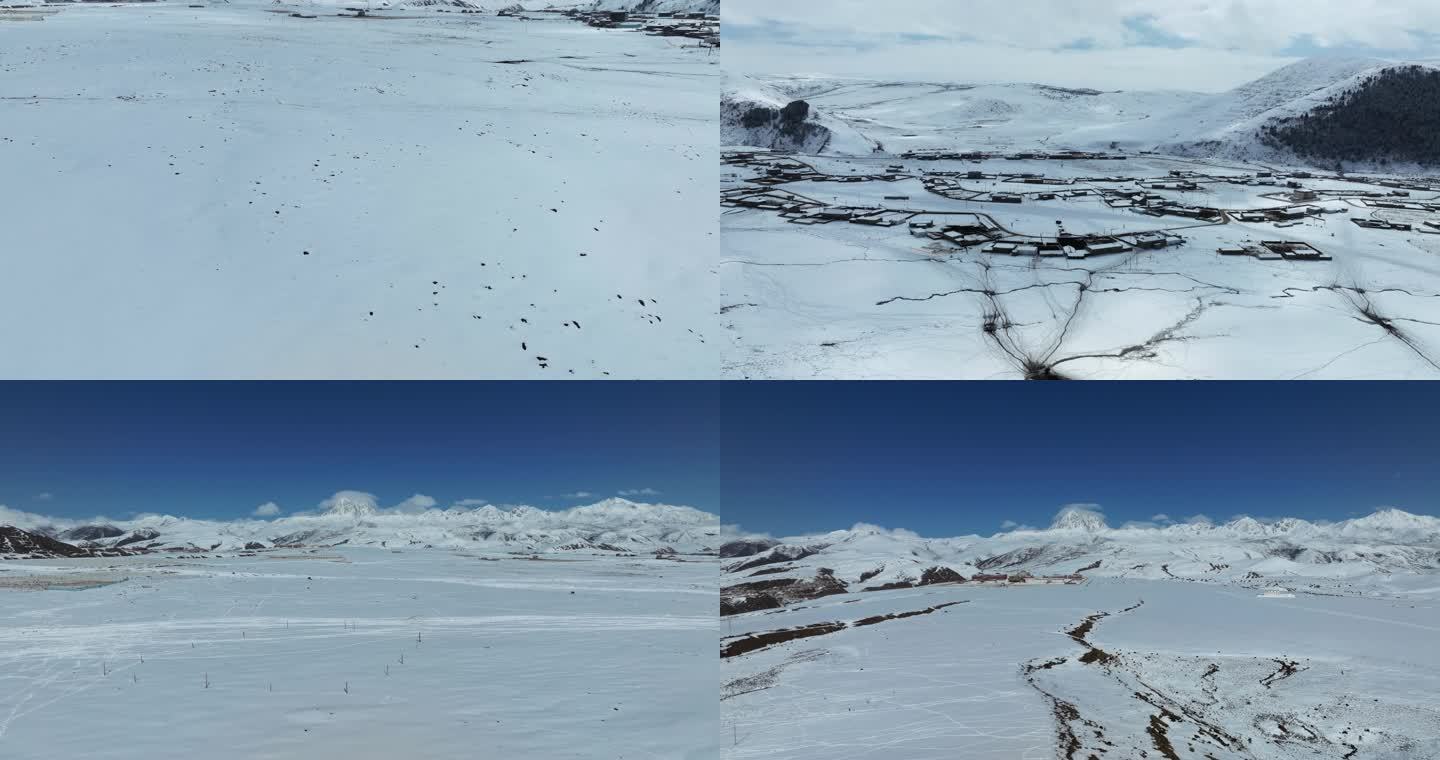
[
  {"xmin": 1049, "ymin": 506, "xmax": 1109, "ymax": 532},
  {"xmin": 324, "ymin": 495, "xmax": 380, "ymax": 517}
]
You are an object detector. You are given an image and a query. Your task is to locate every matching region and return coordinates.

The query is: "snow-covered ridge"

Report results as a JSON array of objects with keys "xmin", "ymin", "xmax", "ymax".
[
  {"xmin": 722, "ymin": 74, "xmax": 880, "ymax": 155},
  {"xmin": 1110, "ymin": 58, "xmax": 1440, "ymax": 164},
  {"xmin": 1, "ymin": 497, "xmax": 719, "ymax": 556},
  {"xmin": 723, "ymin": 507, "xmax": 1440, "ymax": 595}
]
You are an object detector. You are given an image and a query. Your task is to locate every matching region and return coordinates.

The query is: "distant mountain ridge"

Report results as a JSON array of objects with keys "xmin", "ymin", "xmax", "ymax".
[
  {"xmin": 738, "ymin": 58, "xmax": 1440, "ymax": 167},
  {"xmin": 721, "ymin": 508, "xmax": 1440, "ymax": 611},
  {"xmin": 1, "ymin": 497, "xmax": 719, "ymax": 558}
]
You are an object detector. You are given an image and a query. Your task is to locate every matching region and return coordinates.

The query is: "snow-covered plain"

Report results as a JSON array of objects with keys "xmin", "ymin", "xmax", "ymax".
[
  {"xmin": 0, "ymin": 549, "xmax": 717, "ymax": 759},
  {"xmin": 721, "ymin": 66, "xmax": 1440, "ymax": 380},
  {"xmin": 720, "ymin": 510, "xmax": 1440, "ymax": 759},
  {"xmin": 722, "ymin": 580, "xmax": 1440, "ymax": 760},
  {"xmin": 0, "ymin": 1, "xmax": 717, "ymax": 378}
]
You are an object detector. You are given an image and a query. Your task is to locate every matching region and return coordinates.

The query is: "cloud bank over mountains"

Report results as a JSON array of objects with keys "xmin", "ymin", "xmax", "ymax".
[{"xmin": 0, "ymin": 492, "xmax": 720, "ymax": 556}]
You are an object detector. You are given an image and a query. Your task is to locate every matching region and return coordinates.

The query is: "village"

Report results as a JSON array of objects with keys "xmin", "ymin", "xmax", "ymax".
[
  {"xmin": 492, "ymin": 5, "xmax": 718, "ymax": 47},
  {"xmin": 723, "ymin": 149, "xmax": 1440, "ymax": 263},
  {"xmin": 857, "ymin": 569, "xmax": 1086, "ymax": 591},
  {"xmin": 721, "ymin": 144, "xmax": 1440, "ymax": 379},
  {"xmin": 950, "ymin": 571, "xmax": 1085, "ymax": 585}
]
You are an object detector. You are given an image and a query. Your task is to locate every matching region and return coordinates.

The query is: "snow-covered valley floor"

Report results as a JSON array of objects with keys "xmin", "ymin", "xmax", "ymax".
[
  {"xmin": 0, "ymin": 2, "xmax": 717, "ymax": 378},
  {"xmin": 721, "ymin": 580, "xmax": 1440, "ymax": 759},
  {"xmin": 0, "ymin": 550, "xmax": 718, "ymax": 759},
  {"xmin": 722, "ymin": 151, "xmax": 1440, "ymax": 379}
]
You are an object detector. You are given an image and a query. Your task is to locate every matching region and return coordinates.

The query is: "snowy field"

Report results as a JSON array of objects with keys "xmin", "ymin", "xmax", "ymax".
[
  {"xmin": 0, "ymin": 550, "xmax": 717, "ymax": 759},
  {"xmin": 0, "ymin": 2, "xmax": 717, "ymax": 378},
  {"xmin": 721, "ymin": 579, "xmax": 1440, "ymax": 759},
  {"xmin": 722, "ymin": 152, "xmax": 1440, "ymax": 379}
]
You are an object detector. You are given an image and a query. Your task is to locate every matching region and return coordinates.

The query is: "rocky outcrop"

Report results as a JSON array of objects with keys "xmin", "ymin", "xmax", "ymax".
[
  {"xmin": 1, "ymin": 526, "xmax": 87, "ymax": 557},
  {"xmin": 720, "ymin": 538, "xmax": 779, "ymax": 558},
  {"xmin": 919, "ymin": 566, "xmax": 966, "ymax": 585},
  {"xmin": 720, "ymin": 570, "xmax": 849, "ymax": 616},
  {"xmin": 1, "ymin": 526, "xmax": 142, "ymax": 558}
]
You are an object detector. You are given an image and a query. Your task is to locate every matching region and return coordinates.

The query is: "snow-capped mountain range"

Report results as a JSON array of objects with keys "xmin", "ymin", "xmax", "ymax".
[
  {"xmin": 0, "ymin": 497, "xmax": 719, "ymax": 558},
  {"xmin": 722, "ymin": 506, "xmax": 1440, "ymax": 608}
]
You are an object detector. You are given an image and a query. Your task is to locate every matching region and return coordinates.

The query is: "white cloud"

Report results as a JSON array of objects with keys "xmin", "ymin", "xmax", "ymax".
[
  {"xmin": 1151, "ymin": 513, "xmax": 1174, "ymax": 524},
  {"xmin": 1119, "ymin": 520, "xmax": 1159, "ymax": 529},
  {"xmin": 450, "ymin": 498, "xmax": 489, "ymax": 508},
  {"xmin": 726, "ymin": 0, "xmax": 1440, "ymax": 54},
  {"xmin": 33, "ymin": 492, "xmax": 54, "ymax": 502},
  {"xmin": 720, "ymin": 523, "xmax": 774, "ymax": 541},
  {"xmin": 618, "ymin": 488, "xmax": 662, "ymax": 497},
  {"xmin": 0, "ymin": 504, "xmax": 54, "ymax": 530},
  {"xmin": 252, "ymin": 502, "xmax": 282, "ymax": 518},
  {"xmin": 561, "ymin": 491, "xmax": 594, "ymax": 500},
  {"xmin": 319, "ymin": 490, "xmax": 379, "ymax": 513},
  {"xmin": 391, "ymin": 494, "xmax": 438, "ymax": 514},
  {"xmin": 307, "ymin": 491, "xmax": 455, "ymax": 516},
  {"xmin": 724, "ymin": 0, "xmax": 1440, "ymax": 90},
  {"xmin": 1185, "ymin": 514, "xmax": 1215, "ymax": 526}
]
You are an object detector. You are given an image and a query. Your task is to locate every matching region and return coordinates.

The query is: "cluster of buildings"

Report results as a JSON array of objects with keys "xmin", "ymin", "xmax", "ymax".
[
  {"xmin": 1132, "ymin": 203, "xmax": 1224, "ymax": 221},
  {"xmin": 1218, "ymin": 241, "xmax": 1331, "ymax": 262},
  {"xmin": 725, "ymin": 149, "xmax": 1440, "ymax": 262},
  {"xmin": 980, "ymin": 230, "xmax": 1176, "ymax": 259},
  {"xmin": 900, "ymin": 149, "xmax": 1126, "ymax": 162},
  {"xmin": 1352, "ymin": 217, "xmax": 1415, "ymax": 232},
  {"xmin": 1233, "ymin": 205, "xmax": 1330, "ymax": 225},
  {"xmin": 721, "ymin": 187, "xmax": 921, "ymax": 229},
  {"xmin": 724, "ymin": 152, "xmax": 904, "ymax": 186},
  {"xmin": 908, "ymin": 219, "xmax": 1002, "ymax": 248},
  {"xmin": 566, "ymin": 8, "xmax": 718, "ymax": 44},
  {"xmin": 969, "ymin": 572, "xmax": 1084, "ymax": 584},
  {"xmin": 1357, "ymin": 197, "xmax": 1440, "ymax": 213},
  {"xmin": 721, "ymin": 187, "xmax": 823, "ymax": 216}
]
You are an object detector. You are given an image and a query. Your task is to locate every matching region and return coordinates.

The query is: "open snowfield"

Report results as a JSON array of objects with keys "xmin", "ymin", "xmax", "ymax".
[
  {"xmin": 0, "ymin": 549, "xmax": 717, "ymax": 759},
  {"xmin": 721, "ymin": 579, "xmax": 1440, "ymax": 759},
  {"xmin": 0, "ymin": 2, "xmax": 717, "ymax": 378},
  {"xmin": 722, "ymin": 151, "xmax": 1440, "ymax": 379}
]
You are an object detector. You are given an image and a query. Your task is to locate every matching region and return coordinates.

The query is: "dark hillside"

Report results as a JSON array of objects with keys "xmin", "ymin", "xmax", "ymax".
[{"xmin": 1261, "ymin": 65, "xmax": 1440, "ymax": 166}]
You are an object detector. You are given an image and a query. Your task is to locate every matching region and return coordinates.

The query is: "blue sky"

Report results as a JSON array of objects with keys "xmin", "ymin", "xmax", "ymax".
[
  {"xmin": 720, "ymin": 383, "xmax": 1440, "ymax": 538},
  {"xmin": 724, "ymin": 0, "xmax": 1440, "ymax": 91},
  {"xmin": 0, "ymin": 383, "xmax": 718, "ymax": 521}
]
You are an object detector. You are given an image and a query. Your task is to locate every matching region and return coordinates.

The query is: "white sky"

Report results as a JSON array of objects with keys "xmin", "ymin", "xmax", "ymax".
[{"xmin": 724, "ymin": 0, "xmax": 1440, "ymax": 91}]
